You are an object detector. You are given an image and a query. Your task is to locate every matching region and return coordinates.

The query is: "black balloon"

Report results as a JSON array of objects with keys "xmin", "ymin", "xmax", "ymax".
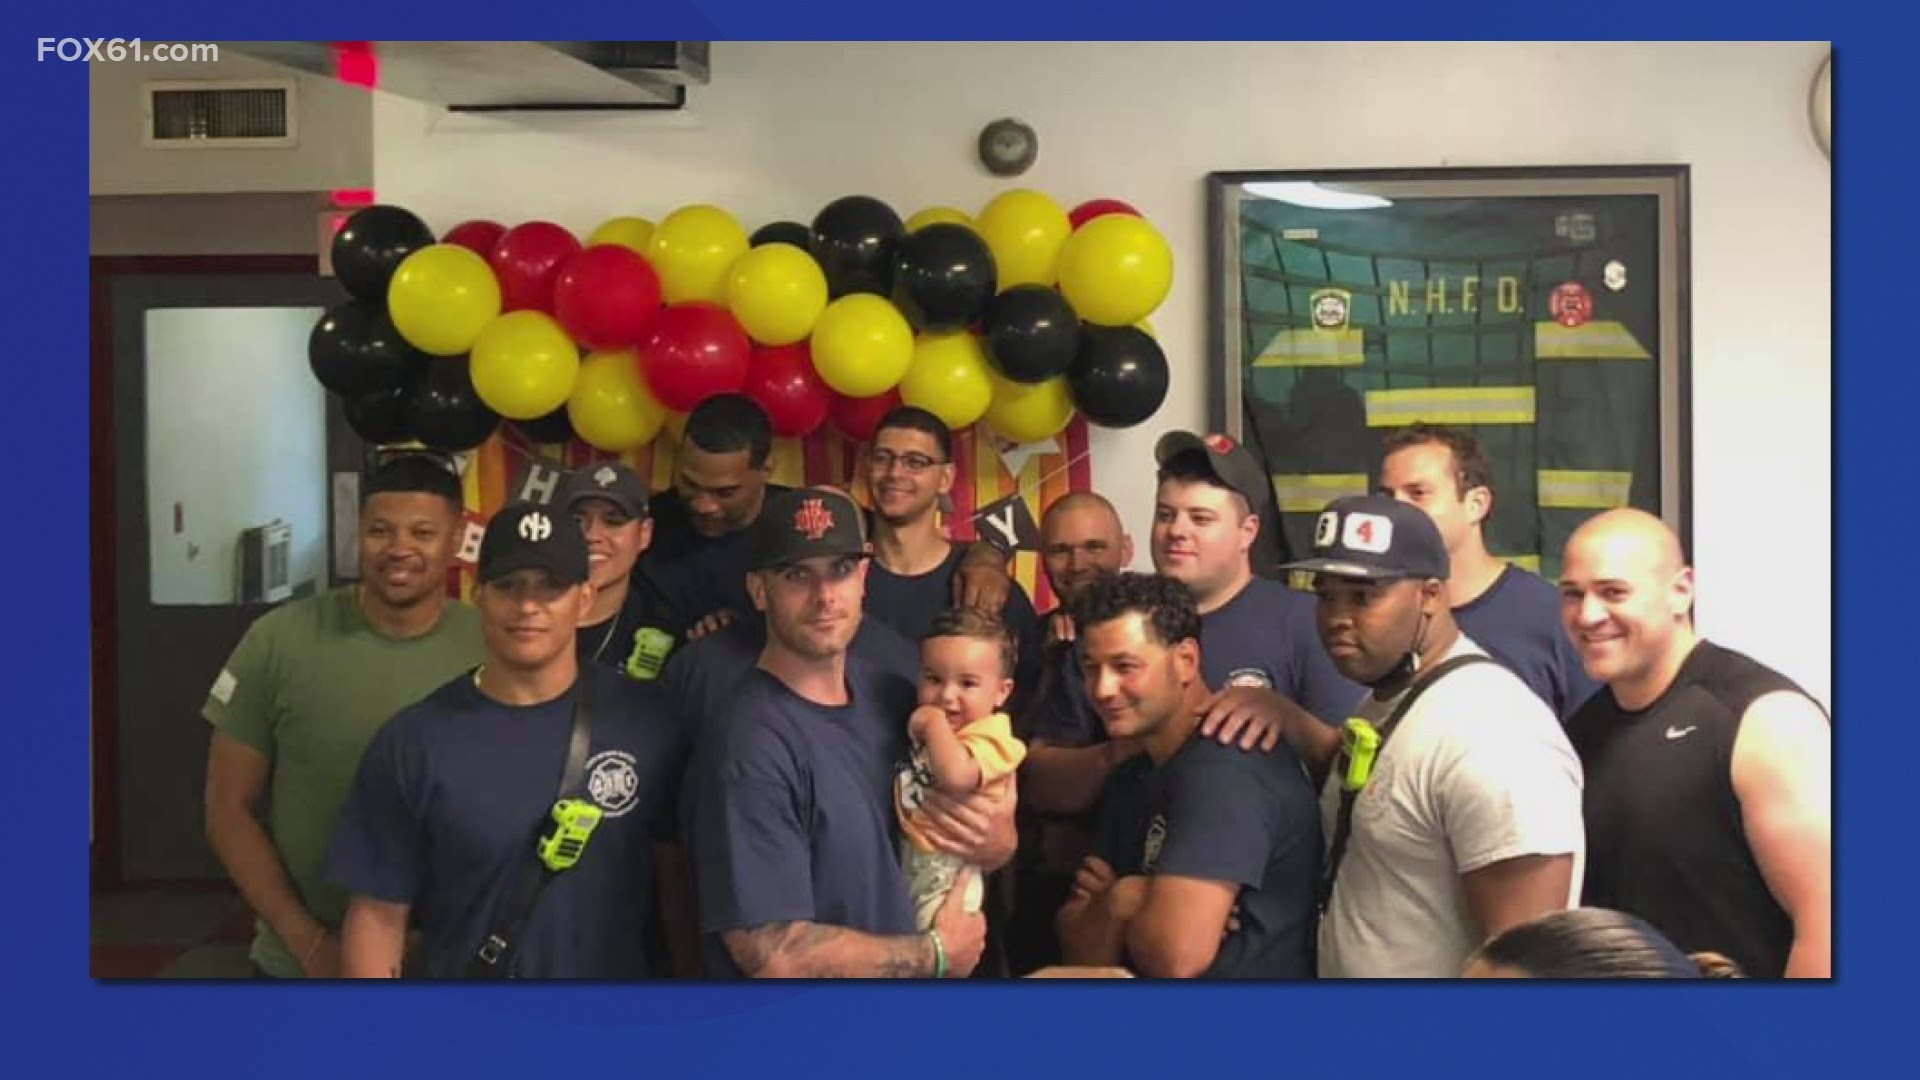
[
  {"xmin": 343, "ymin": 380, "xmax": 416, "ymax": 445},
  {"xmin": 982, "ymin": 285, "xmax": 1081, "ymax": 383},
  {"xmin": 810, "ymin": 195, "xmax": 904, "ymax": 298},
  {"xmin": 516, "ymin": 405, "xmax": 578, "ymax": 445},
  {"xmin": 332, "ymin": 205, "xmax": 435, "ymax": 302},
  {"xmin": 1068, "ymin": 325, "xmax": 1170, "ymax": 429},
  {"xmin": 405, "ymin": 357, "xmax": 500, "ymax": 452},
  {"xmin": 751, "ymin": 220, "xmax": 813, "ymax": 249},
  {"xmin": 309, "ymin": 300, "xmax": 423, "ymax": 397},
  {"xmin": 891, "ymin": 224, "xmax": 997, "ymax": 331}
]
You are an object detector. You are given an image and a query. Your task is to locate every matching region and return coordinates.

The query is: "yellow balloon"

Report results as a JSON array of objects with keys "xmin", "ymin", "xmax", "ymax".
[
  {"xmin": 975, "ymin": 190, "xmax": 1070, "ymax": 288},
  {"xmin": 387, "ymin": 244, "xmax": 501, "ymax": 356},
  {"xmin": 905, "ymin": 206, "xmax": 973, "ymax": 233},
  {"xmin": 899, "ymin": 332, "xmax": 993, "ymax": 429},
  {"xmin": 646, "ymin": 205, "xmax": 749, "ymax": 305},
  {"xmin": 588, "ymin": 216, "xmax": 656, "ymax": 255},
  {"xmin": 726, "ymin": 242, "xmax": 829, "ymax": 346},
  {"xmin": 470, "ymin": 311, "xmax": 581, "ymax": 420},
  {"xmin": 1057, "ymin": 214, "xmax": 1174, "ymax": 326},
  {"xmin": 984, "ymin": 371, "xmax": 1074, "ymax": 443},
  {"xmin": 567, "ymin": 349, "xmax": 666, "ymax": 451},
  {"xmin": 810, "ymin": 294, "xmax": 913, "ymax": 397}
]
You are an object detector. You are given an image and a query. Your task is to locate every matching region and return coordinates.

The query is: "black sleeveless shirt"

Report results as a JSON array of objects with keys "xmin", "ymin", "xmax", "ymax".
[{"xmin": 1569, "ymin": 640, "xmax": 1820, "ymax": 977}]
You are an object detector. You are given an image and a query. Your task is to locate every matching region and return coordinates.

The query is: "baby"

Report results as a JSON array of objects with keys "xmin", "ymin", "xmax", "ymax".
[{"xmin": 894, "ymin": 608, "xmax": 1028, "ymax": 931}]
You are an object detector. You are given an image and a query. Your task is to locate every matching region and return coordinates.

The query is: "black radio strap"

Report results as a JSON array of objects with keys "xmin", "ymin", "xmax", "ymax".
[
  {"xmin": 1317, "ymin": 654, "xmax": 1493, "ymax": 913},
  {"xmin": 465, "ymin": 670, "xmax": 595, "ymax": 979}
]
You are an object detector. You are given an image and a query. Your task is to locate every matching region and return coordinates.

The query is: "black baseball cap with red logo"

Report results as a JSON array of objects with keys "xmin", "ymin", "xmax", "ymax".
[
  {"xmin": 1154, "ymin": 430, "xmax": 1272, "ymax": 511},
  {"xmin": 744, "ymin": 487, "xmax": 870, "ymax": 571}
]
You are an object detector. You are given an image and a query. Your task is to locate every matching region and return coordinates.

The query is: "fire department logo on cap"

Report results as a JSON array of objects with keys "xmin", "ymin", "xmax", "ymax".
[
  {"xmin": 593, "ymin": 465, "xmax": 617, "ymax": 487},
  {"xmin": 1550, "ymin": 282, "xmax": 1594, "ymax": 328},
  {"xmin": 1310, "ymin": 287, "xmax": 1352, "ymax": 330},
  {"xmin": 518, "ymin": 511, "xmax": 553, "ymax": 542},
  {"xmin": 793, "ymin": 497, "xmax": 835, "ymax": 540},
  {"xmin": 1203, "ymin": 433, "xmax": 1237, "ymax": 454}
]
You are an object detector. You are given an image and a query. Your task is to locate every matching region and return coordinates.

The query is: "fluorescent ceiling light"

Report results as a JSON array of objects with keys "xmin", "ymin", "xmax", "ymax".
[{"xmin": 1242, "ymin": 182, "xmax": 1392, "ymax": 210}]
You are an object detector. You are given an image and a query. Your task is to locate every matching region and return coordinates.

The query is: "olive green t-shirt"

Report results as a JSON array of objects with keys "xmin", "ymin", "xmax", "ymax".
[{"xmin": 202, "ymin": 586, "xmax": 484, "ymax": 976}]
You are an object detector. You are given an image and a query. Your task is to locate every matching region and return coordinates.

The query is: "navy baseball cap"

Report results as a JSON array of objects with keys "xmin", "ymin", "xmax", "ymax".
[
  {"xmin": 558, "ymin": 461, "xmax": 649, "ymax": 519},
  {"xmin": 478, "ymin": 502, "xmax": 591, "ymax": 585},
  {"xmin": 1282, "ymin": 494, "xmax": 1449, "ymax": 582}
]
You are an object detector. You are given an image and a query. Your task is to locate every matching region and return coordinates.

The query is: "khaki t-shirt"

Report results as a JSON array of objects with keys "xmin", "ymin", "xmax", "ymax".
[{"xmin": 202, "ymin": 586, "xmax": 483, "ymax": 976}]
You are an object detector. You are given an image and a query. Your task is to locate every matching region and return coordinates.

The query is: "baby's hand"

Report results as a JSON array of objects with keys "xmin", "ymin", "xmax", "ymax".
[{"xmin": 908, "ymin": 705, "xmax": 948, "ymax": 742}]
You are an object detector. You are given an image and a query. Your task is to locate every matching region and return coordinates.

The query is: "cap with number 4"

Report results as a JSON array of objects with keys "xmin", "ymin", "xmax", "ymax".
[{"xmin": 1281, "ymin": 494, "xmax": 1449, "ymax": 582}]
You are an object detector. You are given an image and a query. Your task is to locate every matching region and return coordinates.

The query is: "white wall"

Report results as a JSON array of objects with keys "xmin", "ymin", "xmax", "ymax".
[
  {"xmin": 372, "ymin": 41, "xmax": 1832, "ymax": 706},
  {"xmin": 145, "ymin": 307, "xmax": 329, "ymax": 605}
]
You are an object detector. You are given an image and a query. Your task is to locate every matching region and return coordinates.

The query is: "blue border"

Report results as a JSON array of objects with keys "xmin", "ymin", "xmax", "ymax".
[{"xmin": 26, "ymin": 9, "xmax": 1898, "ymax": 1075}]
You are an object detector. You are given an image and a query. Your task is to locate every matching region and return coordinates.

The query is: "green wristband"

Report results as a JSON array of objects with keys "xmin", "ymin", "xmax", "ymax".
[{"xmin": 929, "ymin": 929, "xmax": 948, "ymax": 979}]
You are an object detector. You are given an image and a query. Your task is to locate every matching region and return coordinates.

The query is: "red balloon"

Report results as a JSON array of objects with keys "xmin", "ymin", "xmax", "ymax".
[
  {"xmin": 442, "ymin": 219, "xmax": 505, "ymax": 257},
  {"xmin": 639, "ymin": 303, "xmax": 752, "ymax": 412},
  {"xmin": 1068, "ymin": 198, "xmax": 1142, "ymax": 230},
  {"xmin": 490, "ymin": 221, "xmax": 582, "ymax": 314},
  {"xmin": 742, "ymin": 343, "xmax": 831, "ymax": 438},
  {"xmin": 554, "ymin": 245, "xmax": 664, "ymax": 350},
  {"xmin": 828, "ymin": 387, "xmax": 903, "ymax": 442}
]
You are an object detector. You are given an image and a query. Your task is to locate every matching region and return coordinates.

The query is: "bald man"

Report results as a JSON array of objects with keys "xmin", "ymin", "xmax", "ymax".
[
  {"xmin": 1560, "ymin": 509, "xmax": 1831, "ymax": 978},
  {"xmin": 1008, "ymin": 492, "xmax": 1138, "ymax": 972}
]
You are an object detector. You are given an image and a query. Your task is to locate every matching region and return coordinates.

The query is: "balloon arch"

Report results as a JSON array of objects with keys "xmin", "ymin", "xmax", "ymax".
[{"xmin": 312, "ymin": 191, "xmax": 1172, "ymax": 606}]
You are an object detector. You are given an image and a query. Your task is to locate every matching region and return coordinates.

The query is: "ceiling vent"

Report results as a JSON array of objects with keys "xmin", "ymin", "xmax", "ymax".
[{"xmin": 143, "ymin": 80, "xmax": 296, "ymax": 148}]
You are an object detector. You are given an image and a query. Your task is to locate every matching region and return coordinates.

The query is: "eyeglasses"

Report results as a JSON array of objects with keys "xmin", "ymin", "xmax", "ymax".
[{"xmin": 867, "ymin": 448, "xmax": 946, "ymax": 475}]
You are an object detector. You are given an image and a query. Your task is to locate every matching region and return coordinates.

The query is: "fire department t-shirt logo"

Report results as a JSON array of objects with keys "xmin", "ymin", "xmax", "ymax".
[
  {"xmin": 584, "ymin": 750, "xmax": 639, "ymax": 817},
  {"xmin": 793, "ymin": 497, "xmax": 835, "ymax": 540}
]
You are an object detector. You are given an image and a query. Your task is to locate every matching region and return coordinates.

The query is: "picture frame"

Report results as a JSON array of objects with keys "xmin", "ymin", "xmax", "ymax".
[{"xmin": 1207, "ymin": 166, "xmax": 1691, "ymax": 580}]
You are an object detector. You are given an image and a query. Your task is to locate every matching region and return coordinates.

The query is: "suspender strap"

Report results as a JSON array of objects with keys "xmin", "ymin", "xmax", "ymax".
[
  {"xmin": 465, "ymin": 671, "xmax": 596, "ymax": 979},
  {"xmin": 1317, "ymin": 655, "xmax": 1494, "ymax": 912}
]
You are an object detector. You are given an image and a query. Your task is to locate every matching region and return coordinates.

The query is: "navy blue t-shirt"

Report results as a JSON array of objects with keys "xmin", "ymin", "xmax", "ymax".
[
  {"xmin": 577, "ymin": 574, "xmax": 680, "ymax": 683},
  {"xmin": 864, "ymin": 544, "xmax": 1042, "ymax": 700},
  {"xmin": 638, "ymin": 485, "xmax": 793, "ymax": 637},
  {"xmin": 1454, "ymin": 565, "xmax": 1600, "ymax": 720},
  {"xmin": 325, "ymin": 664, "xmax": 685, "ymax": 978},
  {"xmin": 1022, "ymin": 635, "xmax": 1104, "ymax": 748},
  {"xmin": 1092, "ymin": 736, "xmax": 1321, "ymax": 979},
  {"xmin": 661, "ymin": 616, "xmax": 920, "ymax": 749},
  {"xmin": 1201, "ymin": 577, "xmax": 1360, "ymax": 725},
  {"xmin": 691, "ymin": 657, "xmax": 919, "ymax": 977}
]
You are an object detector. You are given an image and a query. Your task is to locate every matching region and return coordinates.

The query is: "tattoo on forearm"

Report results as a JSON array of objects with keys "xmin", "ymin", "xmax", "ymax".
[{"xmin": 728, "ymin": 921, "xmax": 934, "ymax": 978}]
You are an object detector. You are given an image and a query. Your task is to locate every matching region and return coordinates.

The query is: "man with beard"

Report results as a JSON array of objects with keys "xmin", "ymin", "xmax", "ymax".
[
  {"xmin": 1276, "ymin": 495, "xmax": 1583, "ymax": 977},
  {"xmin": 645, "ymin": 395, "xmax": 1013, "ymax": 641},
  {"xmin": 692, "ymin": 487, "xmax": 995, "ymax": 978},
  {"xmin": 861, "ymin": 406, "xmax": 1040, "ymax": 697},
  {"xmin": 203, "ymin": 453, "xmax": 484, "ymax": 978}
]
